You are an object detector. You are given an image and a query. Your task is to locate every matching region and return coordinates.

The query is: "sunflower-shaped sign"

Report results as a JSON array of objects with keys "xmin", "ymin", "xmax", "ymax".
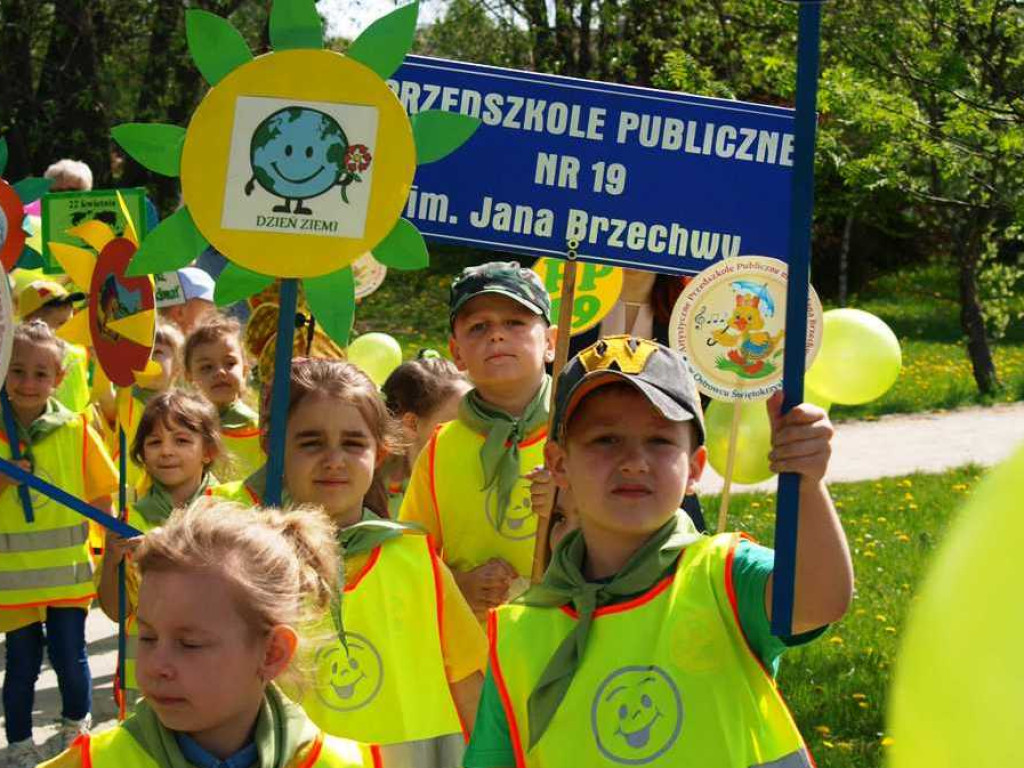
[
  {"xmin": 49, "ymin": 200, "xmax": 159, "ymax": 388},
  {"xmin": 0, "ymin": 137, "xmax": 52, "ymax": 272},
  {"xmin": 111, "ymin": 0, "xmax": 480, "ymax": 345}
]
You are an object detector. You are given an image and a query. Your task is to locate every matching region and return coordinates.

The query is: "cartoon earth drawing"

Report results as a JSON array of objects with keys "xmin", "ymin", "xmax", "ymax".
[
  {"xmin": 245, "ymin": 107, "xmax": 371, "ymax": 214},
  {"xmin": 591, "ymin": 665, "xmax": 683, "ymax": 765},
  {"xmin": 313, "ymin": 632, "xmax": 384, "ymax": 712}
]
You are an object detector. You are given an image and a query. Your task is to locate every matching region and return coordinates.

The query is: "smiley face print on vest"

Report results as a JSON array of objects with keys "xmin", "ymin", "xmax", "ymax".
[
  {"xmin": 313, "ymin": 632, "xmax": 383, "ymax": 712},
  {"xmin": 484, "ymin": 480, "xmax": 538, "ymax": 541},
  {"xmin": 590, "ymin": 665, "xmax": 683, "ymax": 765}
]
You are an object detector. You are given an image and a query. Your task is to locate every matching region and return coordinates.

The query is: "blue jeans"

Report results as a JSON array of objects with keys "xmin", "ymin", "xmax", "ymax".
[{"xmin": 3, "ymin": 607, "xmax": 91, "ymax": 743}]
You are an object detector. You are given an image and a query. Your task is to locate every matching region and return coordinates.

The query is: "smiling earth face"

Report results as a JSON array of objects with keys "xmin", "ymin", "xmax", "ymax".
[
  {"xmin": 250, "ymin": 107, "xmax": 348, "ymax": 202},
  {"xmin": 591, "ymin": 665, "xmax": 683, "ymax": 765},
  {"xmin": 485, "ymin": 482, "xmax": 538, "ymax": 541},
  {"xmin": 313, "ymin": 632, "xmax": 383, "ymax": 712}
]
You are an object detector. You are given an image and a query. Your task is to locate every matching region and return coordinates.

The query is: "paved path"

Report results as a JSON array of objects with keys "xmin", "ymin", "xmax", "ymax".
[
  {"xmin": 2, "ymin": 403, "xmax": 1023, "ymax": 757},
  {"xmin": 699, "ymin": 402, "xmax": 1024, "ymax": 494}
]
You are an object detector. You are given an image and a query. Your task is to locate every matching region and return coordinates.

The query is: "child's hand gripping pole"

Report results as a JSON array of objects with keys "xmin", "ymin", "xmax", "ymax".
[
  {"xmin": 772, "ymin": 0, "xmax": 823, "ymax": 637},
  {"xmin": 531, "ymin": 242, "xmax": 579, "ymax": 583}
]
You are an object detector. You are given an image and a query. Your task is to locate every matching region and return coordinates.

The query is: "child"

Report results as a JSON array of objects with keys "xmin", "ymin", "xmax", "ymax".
[
  {"xmin": 527, "ymin": 467, "xmax": 579, "ymax": 558},
  {"xmin": 105, "ymin": 320, "xmax": 185, "ymax": 496},
  {"xmin": 0, "ymin": 321, "xmax": 117, "ymax": 767},
  {"xmin": 97, "ymin": 389, "xmax": 224, "ymax": 699},
  {"xmin": 234, "ymin": 358, "xmax": 486, "ymax": 768},
  {"xmin": 464, "ymin": 335, "xmax": 854, "ymax": 767},
  {"xmin": 399, "ymin": 262, "xmax": 555, "ymax": 616},
  {"xmin": 185, "ymin": 314, "xmax": 264, "ymax": 481},
  {"xmin": 41, "ymin": 502, "xmax": 368, "ymax": 768},
  {"xmin": 17, "ymin": 280, "xmax": 89, "ymax": 414},
  {"xmin": 159, "ymin": 267, "xmax": 216, "ymax": 335},
  {"xmin": 381, "ymin": 351, "xmax": 471, "ymax": 514}
]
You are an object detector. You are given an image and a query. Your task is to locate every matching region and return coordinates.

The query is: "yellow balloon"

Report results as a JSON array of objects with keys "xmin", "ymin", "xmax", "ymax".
[
  {"xmin": 347, "ymin": 332, "xmax": 403, "ymax": 387},
  {"xmin": 805, "ymin": 308, "xmax": 901, "ymax": 405},
  {"xmin": 704, "ymin": 399, "xmax": 774, "ymax": 485},
  {"xmin": 888, "ymin": 444, "xmax": 1024, "ymax": 767}
]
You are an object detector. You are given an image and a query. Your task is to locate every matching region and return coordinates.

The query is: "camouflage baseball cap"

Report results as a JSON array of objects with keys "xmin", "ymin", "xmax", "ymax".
[
  {"xmin": 552, "ymin": 335, "xmax": 705, "ymax": 445},
  {"xmin": 449, "ymin": 261, "xmax": 551, "ymax": 329}
]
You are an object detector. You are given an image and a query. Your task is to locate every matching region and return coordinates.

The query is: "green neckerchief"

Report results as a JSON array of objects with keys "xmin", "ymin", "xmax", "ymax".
[
  {"xmin": 124, "ymin": 685, "xmax": 317, "ymax": 768},
  {"xmin": 133, "ymin": 473, "xmax": 217, "ymax": 529},
  {"xmin": 220, "ymin": 400, "xmax": 258, "ymax": 431},
  {"xmin": 458, "ymin": 376, "xmax": 551, "ymax": 526},
  {"xmin": 7, "ymin": 397, "xmax": 78, "ymax": 451},
  {"xmin": 131, "ymin": 385, "xmax": 159, "ymax": 408},
  {"xmin": 338, "ymin": 506, "xmax": 422, "ymax": 558},
  {"xmin": 243, "ymin": 465, "xmax": 290, "ymax": 507},
  {"xmin": 521, "ymin": 511, "xmax": 702, "ymax": 749}
]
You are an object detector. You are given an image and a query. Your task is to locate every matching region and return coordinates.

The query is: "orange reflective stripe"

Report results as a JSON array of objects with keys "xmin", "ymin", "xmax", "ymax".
[
  {"xmin": 296, "ymin": 733, "xmax": 324, "ymax": 768},
  {"xmin": 487, "ymin": 611, "xmax": 527, "ymax": 768},
  {"xmin": 344, "ymin": 546, "xmax": 382, "ymax": 592}
]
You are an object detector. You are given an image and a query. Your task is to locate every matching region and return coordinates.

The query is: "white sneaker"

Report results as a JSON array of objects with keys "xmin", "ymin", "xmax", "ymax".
[
  {"xmin": 4, "ymin": 739, "xmax": 43, "ymax": 768},
  {"xmin": 57, "ymin": 712, "xmax": 92, "ymax": 751}
]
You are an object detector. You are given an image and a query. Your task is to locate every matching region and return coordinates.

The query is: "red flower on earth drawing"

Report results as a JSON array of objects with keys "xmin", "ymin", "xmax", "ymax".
[{"xmin": 345, "ymin": 144, "xmax": 372, "ymax": 173}]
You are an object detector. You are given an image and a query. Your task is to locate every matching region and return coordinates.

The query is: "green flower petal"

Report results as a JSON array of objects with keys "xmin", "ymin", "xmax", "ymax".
[
  {"xmin": 126, "ymin": 207, "xmax": 209, "ymax": 277},
  {"xmin": 19, "ymin": 247, "xmax": 43, "ymax": 270},
  {"xmin": 412, "ymin": 110, "xmax": 481, "ymax": 165},
  {"xmin": 214, "ymin": 262, "xmax": 275, "ymax": 306},
  {"xmin": 12, "ymin": 177, "xmax": 52, "ymax": 205},
  {"xmin": 0, "ymin": 137, "xmax": 8, "ymax": 177},
  {"xmin": 186, "ymin": 10, "xmax": 254, "ymax": 86},
  {"xmin": 270, "ymin": 0, "xmax": 324, "ymax": 51},
  {"xmin": 372, "ymin": 218, "xmax": 429, "ymax": 270},
  {"xmin": 111, "ymin": 123, "xmax": 185, "ymax": 177},
  {"xmin": 304, "ymin": 268, "xmax": 356, "ymax": 346},
  {"xmin": 347, "ymin": 1, "xmax": 418, "ymax": 79}
]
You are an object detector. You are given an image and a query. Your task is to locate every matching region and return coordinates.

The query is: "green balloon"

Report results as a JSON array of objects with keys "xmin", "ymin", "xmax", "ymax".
[
  {"xmin": 705, "ymin": 399, "xmax": 774, "ymax": 485},
  {"xmin": 805, "ymin": 308, "xmax": 901, "ymax": 406},
  {"xmin": 347, "ymin": 332, "xmax": 403, "ymax": 387}
]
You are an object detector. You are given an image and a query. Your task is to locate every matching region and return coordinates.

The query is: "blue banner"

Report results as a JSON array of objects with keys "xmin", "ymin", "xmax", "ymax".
[{"xmin": 391, "ymin": 56, "xmax": 796, "ymax": 275}]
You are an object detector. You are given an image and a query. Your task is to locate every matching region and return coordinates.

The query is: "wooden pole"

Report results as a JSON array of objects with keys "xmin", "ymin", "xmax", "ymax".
[
  {"xmin": 717, "ymin": 400, "xmax": 743, "ymax": 533},
  {"xmin": 531, "ymin": 241, "xmax": 579, "ymax": 583}
]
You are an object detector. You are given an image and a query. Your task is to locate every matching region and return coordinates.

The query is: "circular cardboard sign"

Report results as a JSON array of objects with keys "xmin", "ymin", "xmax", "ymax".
[
  {"xmin": 669, "ymin": 256, "xmax": 822, "ymax": 401},
  {"xmin": 0, "ymin": 180, "xmax": 26, "ymax": 273},
  {"xmin": 352, "ymin": 252, "xmax": 387, "ymax": 300},
  {"xmin": 90, "ymin": 238, "xmax": 155, "ymax": 387},
  {"xmin": 180, "ymin": 49, "xmax": 416, "ymax": 279},
  {"xmin": 0, "ymin": 265, "xmax": 15, "ymax": 384},
  {"xmin": 531, "ymin": 258, "xmax": 623, "ymax": 335}
]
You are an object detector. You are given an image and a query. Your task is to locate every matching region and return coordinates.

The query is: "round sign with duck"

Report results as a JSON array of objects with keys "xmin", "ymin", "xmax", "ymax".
[{"xmin": 668, "ymin": 256, "xmax": 822, "ymax": 401}]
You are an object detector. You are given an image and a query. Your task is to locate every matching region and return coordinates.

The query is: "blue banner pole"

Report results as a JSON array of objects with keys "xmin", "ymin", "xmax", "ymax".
[
  {"xmin": 1, "ymin": 388, "xmax": 34, "ymax": 523},
  {"xmin": 264, "ymin": 278, "xmax": 299, "ymax": 507},
  {"xmin": 117, "ymin": 426, "xmax": 128, "ymax": 716},
  {"xmin": 771, "ymin": 0, "xmax": 823, "ymax": 637},
  {"xmin": 0, "ymin": 456, "xmax": 142, "ymax": 538}
]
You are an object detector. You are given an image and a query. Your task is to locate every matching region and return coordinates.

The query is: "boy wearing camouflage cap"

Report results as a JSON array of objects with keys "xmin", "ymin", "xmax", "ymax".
[
  {"xmin": 400, "ymin": 262, "xmax": 555, "ymax": 616},
  {"xmin": 464, "ymin": 336, "xmax": 853, "ymax": 767}
]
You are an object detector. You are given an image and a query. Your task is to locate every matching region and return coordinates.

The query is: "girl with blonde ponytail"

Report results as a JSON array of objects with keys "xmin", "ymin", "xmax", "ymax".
[{"xmin": 41, "ymin": 501, "xmax": 369, "ymax": 768}]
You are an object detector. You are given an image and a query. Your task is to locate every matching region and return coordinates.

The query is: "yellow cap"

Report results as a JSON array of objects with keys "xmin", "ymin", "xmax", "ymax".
[{"xmin": 17, "ymin": 280, "xmax": 85, "ymax": 319}]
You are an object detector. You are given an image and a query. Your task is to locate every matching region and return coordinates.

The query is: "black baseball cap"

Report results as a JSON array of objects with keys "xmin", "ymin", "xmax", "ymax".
[
  {"xmin": 448, "ymin": 261, "xmax": 551, "ymax": 329},
  {"xmin": 552, "ymin": 335, "xmax": 705, "ymax": 444}
]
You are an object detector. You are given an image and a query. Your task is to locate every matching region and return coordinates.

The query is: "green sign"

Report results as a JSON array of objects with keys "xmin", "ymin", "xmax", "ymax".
[{"xmin": 41, "ymin": 189, "xmax": 148, "ymax": 275}]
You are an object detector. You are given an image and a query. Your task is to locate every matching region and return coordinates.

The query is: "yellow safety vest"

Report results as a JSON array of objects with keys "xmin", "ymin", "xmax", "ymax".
[
  {"xmin": 490, "ymin": 533, "xmax": 812, "ymax": 768},
  {"xmin": 429, "ymin": 420, "xmax": 547, "ymax": 578},
  {"xmin": 299, "ymin": 533, "xmax": 464, "ymax": 764},
  {"xmin": 55, "ymin": 344, "xmax": 91, "ymax": 413},
  {"xmin": 221, "ymin": 425, "xmax": 266, "ymax": 482},
  {"xmin": 61, "ymin": 723, "xmax": 368, "ymax": 768},
  {"xmin": 0, "ymin": 415, "xmax": 96, "ymax": 609}
]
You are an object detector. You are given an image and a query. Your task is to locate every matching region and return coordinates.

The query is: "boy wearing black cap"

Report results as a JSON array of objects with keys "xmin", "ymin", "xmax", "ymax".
[
  {"xmin": 399, "ymin": 261, "xmax": 556, "ymax": 616},
  {"xmin": 464, "ymin": 336, "xmax": 853, "ymax": 767}
]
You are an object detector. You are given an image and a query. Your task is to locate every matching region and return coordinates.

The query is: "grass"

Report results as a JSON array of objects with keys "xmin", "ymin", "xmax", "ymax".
[
  {"xmin": 352, "ymin": 255, "xmax": 1024, "ymax": 418},
  {"xmin": 830, "ymin": 263, "xmax": 1024, "ymax": 421},
  {"xmin": 702, "ymin": 466, "xmax": 984, "ymax": 768}
]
